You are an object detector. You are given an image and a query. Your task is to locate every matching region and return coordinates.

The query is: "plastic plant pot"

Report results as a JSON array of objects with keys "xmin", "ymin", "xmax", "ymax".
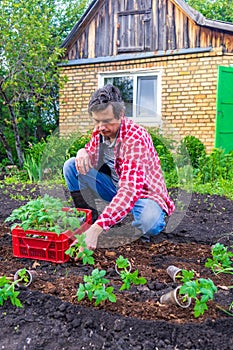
[
  {"xmin": 166, "ymin": 265, "xmax": 182, "ymax": 282},
  {"xmin": 159, "ymin": 286, "xmax": 192, "ymax": 308},
  {"xmin": 13, "ymin": 269, "xmax": 37, "ymax": 287},
  {"xmin": 115, "ymin": 260, "xmax": 132, "ymax": 275}
]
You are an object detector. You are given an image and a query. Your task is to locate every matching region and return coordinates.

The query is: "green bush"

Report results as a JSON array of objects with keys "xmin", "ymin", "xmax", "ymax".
[
  {"xmin": 197, "ymin": 148, "xmax": 233, "ymax": 183},
  {"xmin": 0, "ymin": 158, "xmax": 11, "ymax": 170},
  {"xmin": 23, "ymin": 141, "xmax": 47, "ymax": 181},
  {"xmin": 4, "ymin": 126, "xmax": 233, "ymax": 197},
  {"xmin": 67, "ymin": 130, "xmax": 92, "ymax": 158},
  {"xmin": 22, "ymin": 131, "xmax": 92, "ymax": 182},
  {"xmin": 178, "ymin": 135, "xmax": 206, "ymax": 169},
  {"xmin": 148, "ymin": 128, "xmax": 176, "ymax": 173}
]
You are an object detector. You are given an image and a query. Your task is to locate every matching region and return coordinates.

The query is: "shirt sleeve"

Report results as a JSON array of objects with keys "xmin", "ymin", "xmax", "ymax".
[{"xmin": 95, "ymin": 139, "xmax": 147, "ymax": 230}]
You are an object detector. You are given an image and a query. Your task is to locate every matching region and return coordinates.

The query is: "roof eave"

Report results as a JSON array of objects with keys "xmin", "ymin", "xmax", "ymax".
[
  {"xmin": 203, "ymin": 19, "xmax": 233, "ymax": 32},
  {"xmin": 58, "ymin": 47, "xmax": 214, "ymax": 67},
  {"xmin": 171, "ymin": 0, "xmax": 233, "ymax": 32},
  {"xmin": 61, "ymin": 0, "xmax": 100, "ymax": 48}
]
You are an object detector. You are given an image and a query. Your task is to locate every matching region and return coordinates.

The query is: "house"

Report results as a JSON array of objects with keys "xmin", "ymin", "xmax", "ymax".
[{"xmin": 59, "ymin": 0, "xmax": 233, "ymax": 153}]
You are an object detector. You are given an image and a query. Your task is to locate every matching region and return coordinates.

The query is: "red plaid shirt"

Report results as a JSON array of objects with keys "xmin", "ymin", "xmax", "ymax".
[{"xmin": 85, "ymin": 117, "xmax": 175, "ymax": 230}]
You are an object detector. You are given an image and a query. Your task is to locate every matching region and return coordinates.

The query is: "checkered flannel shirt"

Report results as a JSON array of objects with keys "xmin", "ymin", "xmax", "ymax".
[{"xmin": 85, "ymin": 117, "xmax": 175, "ymax": 231}]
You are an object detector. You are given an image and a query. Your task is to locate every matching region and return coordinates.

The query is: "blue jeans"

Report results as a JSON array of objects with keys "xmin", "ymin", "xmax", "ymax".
[{"xmin": 63, "ymin": 157, "xmax": 166, "ymax": 236}]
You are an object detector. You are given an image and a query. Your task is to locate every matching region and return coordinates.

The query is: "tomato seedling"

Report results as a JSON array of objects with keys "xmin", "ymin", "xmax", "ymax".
[
  {"xmin": 205, "ymin": 243, "xmax": 233, "ymax": 274},
  {"xmin": 76, "ymin": 268, "xmax": 116, "ymax": 306},
  {"xmin": 5, "ymin": 195, "xmax": 86, "ymax": 234},
  {"xmin": 0, "ymin": 268, "xmax": 30, "ymax": 308},
  {"xmin": 65, "ymin": 233, "xmax": 95, "ymax": 265},
  {"xmin": 115, "ymin": 255, "xmax": 147, "ymax": 291},
  {"xmin": 178, "ymin": 269, "xmax": 217, "ymax": 318}
]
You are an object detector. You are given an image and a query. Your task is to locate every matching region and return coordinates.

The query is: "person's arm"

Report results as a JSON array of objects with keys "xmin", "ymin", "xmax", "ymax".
[
  {"xmin": 78, "ymin": 138, "xmax": 147, "ymax": 249},
  {"xmin": 96, "ymin": 139, "xmax": 147, "ymax": 230},
  {"xmin": 82, "ymin": 156, "xmax": 144, "ymax": 250},
  {"xmin": 70, "ymin": 223, "xmax": 103, "ymax": 251},
  {"xmin": 75, "ymin": 129, "xmax": 100, "ymax": 174}
]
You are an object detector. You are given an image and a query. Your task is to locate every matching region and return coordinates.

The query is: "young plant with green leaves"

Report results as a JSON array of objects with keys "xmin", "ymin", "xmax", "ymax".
[
  {"xmin": 115, "ymin": 255, "xmax": 147, "ymax": 291},
  {"xmin": 0, "ymin": 268, "xmax": 29, "ymax": 308},
  {"xmin": 15, "ymin": 268, "xmax": 31, "ymax": 286},
  {"xmin": 76, "ymin": 268, "xmax": 116, "ymax": 306},
  {"xmin": 65, "ymin": 233, "xmax": 94, "ymax": 265},
  {"xmin": 5, "ymin": 195, "xmax": 85, "ymax": 234},
  {"xmin": 76, "ymin": 256, "xmax": 147, "ymax": 306},
  {"xmin": 178, "ymin": 269, "xmax": 218, "ymax": 318},
  {"xmin": 205, "ymin": 243, "xmax": 233, "ymax": 274}
]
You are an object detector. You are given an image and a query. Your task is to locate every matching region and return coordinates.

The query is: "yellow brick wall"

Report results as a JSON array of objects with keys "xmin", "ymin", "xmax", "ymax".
[{"xmin": 59, "ymin": 47, "xmax": 233, "ymax": 152}]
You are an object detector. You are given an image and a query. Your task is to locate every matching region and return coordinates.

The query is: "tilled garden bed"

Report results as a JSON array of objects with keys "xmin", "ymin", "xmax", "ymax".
[{"xmin": 0, "ymin": 183, "xmax": 232, "ymax": 350}]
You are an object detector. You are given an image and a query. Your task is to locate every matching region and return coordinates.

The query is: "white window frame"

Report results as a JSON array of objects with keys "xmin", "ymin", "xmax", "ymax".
[{"xmin": 98, "ymin": 68, "xmax": 162, "ymax": 127}]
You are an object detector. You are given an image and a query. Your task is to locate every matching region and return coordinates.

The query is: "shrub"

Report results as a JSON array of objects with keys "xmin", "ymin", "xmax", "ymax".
[
  {"xmin": 178, "ymin": 135, "xmax": 206, "ymax": 170},
  {"xmin": 22, "ymin": 131, "xmax": 92, "ymax": 182},
  {"xmin": 197, "ymin": 148, "xmax": 233, "ymax": 183},
  {"xmin": 67, "ymin": 130, "xmax": 92, "ymax": 158},
  {"xmin": 148, "ymin": 128, "xmax": 176, "ymax": 173}
]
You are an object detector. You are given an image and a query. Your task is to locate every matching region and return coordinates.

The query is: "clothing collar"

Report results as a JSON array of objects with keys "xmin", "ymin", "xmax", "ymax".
[
  {"xmin": 102, "ymin": 127, "xmax": 120, "ymax": 147},
  {"xmin": 115, "ymin": 116, "xmax": 130, "ymax": 146},
  {"xmin": 97, "ymin": 116, "xmax": 130, "ymax": 147}
]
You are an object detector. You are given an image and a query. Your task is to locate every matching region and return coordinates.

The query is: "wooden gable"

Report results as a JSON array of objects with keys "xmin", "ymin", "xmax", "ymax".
[{"xmin": 62, "ymin": 0, "xmax": 233, "ymax": 60}]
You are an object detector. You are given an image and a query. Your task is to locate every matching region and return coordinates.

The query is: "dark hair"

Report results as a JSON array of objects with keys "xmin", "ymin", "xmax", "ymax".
[{"xmin": 88, "ymin": 84, "xmax": 125, "ymax": 119}]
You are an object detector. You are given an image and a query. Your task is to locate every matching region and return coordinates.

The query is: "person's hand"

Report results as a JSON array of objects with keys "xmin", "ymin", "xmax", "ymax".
[
  {"xmin": 75, "ymin": 148, "xmax": 92, "ymax": 174},
  {"xmin": 84, "ymin": 223, "xmax": 103, "ymax": 250},
  {"xmin": 69, "ymin": 224, "xmax": 103, "ymax": 261}
]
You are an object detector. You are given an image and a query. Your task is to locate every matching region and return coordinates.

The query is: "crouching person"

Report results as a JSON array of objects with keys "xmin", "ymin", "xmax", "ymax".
[{"xmin": 63, "ymin": 84, "xmax": 175, "ymax": 249}]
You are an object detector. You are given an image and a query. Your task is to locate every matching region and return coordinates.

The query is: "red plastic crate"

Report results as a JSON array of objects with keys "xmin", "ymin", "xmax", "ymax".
[{"xmin": 11, "ymin": 208, "xmax": 92, "ymax": 263}]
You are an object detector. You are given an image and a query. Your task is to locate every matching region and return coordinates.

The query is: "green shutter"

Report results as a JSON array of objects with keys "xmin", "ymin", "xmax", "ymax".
[{"xmin": 215, "ymin": 66, "xmax": 233, "ymax": 153}]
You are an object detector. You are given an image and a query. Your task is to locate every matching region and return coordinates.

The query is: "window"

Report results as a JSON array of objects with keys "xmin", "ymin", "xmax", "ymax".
[
  {"xmin": 99, "ymin": 70, "xmax": 161, "ymax": 126},
  {"xmin": 102, "ymin": 75, "xmax": 133, "ymax": 117}
]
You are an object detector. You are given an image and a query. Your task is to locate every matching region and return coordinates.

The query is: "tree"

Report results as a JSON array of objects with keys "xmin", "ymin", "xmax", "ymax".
[
  {"xmin": 53, "ymin": 0, "xmax": 92, "ymax": 41},
  {"xmin": 185, "ymin": 0, "xmax": 233, "ymax": 22},
  {"xmin": 0, "ymin": 0, "xmax": 90, "ymax": 166},
  {"xmin": 0, "ymin": 0, "xmax": 63, "ymax": 166}
]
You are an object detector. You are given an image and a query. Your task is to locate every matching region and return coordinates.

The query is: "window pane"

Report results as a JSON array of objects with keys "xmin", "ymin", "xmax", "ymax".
[
  {"xmin": 137, "ymin": 76, "xmax": 157, "ymax": 117},
  {"xmin": 104, "ymin": 76, "xmax": 133, "ymax": 117}
]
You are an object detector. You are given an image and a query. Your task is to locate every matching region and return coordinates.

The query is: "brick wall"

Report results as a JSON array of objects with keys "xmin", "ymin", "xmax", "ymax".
[{"xmin": 59, "ymin": 47, "xmax": 233, "ymax": 152}]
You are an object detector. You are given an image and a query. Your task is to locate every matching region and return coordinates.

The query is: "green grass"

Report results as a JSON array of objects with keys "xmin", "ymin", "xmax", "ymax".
[
  {"xmin": 192, "ymin": 180, "xmax": 233, "ymax": 200},
  {"xmin": 2, "ymin": 170, "xmax": 233, "ymax": 201}
]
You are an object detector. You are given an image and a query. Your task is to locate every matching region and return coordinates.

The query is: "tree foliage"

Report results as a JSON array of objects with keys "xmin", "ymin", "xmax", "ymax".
[
  {"xmin": 1, "ymin": 0, "xmax": 232, "ymax": 166},
  {"xmin": 53, "ymin": 0, "xmax": 92, "ymax": 41},
  {"xmin": 185, "ymin": 0, "xmax": 233, "ymax": 22},
  {"xmin": 0, "ymin": 0, "xmax": 90, "ymax": 166}
]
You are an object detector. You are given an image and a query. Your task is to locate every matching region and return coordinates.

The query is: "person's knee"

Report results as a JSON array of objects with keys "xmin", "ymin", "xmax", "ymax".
[
  {"xmin": 147, "ymin": 211, "xmax": 166, "ymax": 235},
  {"xmin": 133, "ymin": 209, "xmax": 166, "ymax": 235},
  {"xmin": 63, "ymin": 157, "xmax": 76, "ymax": 175}
]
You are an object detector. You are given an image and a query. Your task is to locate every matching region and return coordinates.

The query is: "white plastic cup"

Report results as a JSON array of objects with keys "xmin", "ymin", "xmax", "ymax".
[
  {"xmin": 160, "ymin": 286, "xmax": 191, "ymax": 308},
  {"xmin": 14, "ymin": 269, "xmax": 37, "ymax": 287},
  {"xmin": 166, "ymin": 265, "xmax": 182, "ymax": 282}
]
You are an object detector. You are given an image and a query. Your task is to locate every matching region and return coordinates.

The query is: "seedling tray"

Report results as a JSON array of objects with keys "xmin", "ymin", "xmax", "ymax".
[{"xmin": 11, "ymin": 208, "xmax": 92, "ymax": 263}]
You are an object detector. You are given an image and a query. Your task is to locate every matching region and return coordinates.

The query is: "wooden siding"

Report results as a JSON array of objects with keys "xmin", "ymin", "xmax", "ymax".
[{"xmin": 65, "ymin": 0, "xmax": 233, "ymax": 60}]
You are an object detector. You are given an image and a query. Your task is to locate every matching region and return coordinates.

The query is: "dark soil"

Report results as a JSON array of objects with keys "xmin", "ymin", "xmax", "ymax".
[{"xmin": 0, "ymin": 182, "xmax": 233, "ymax": 350}]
